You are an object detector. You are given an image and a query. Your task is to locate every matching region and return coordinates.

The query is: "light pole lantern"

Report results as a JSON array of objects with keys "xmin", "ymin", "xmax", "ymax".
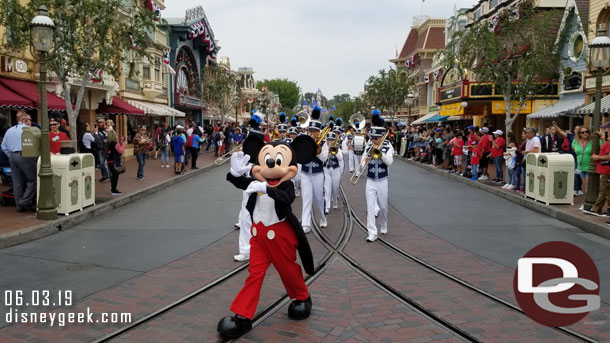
[
  {"xmin": 405, "ymin": 93, "xmax": 415, "ymax": 126},
  {"xmin": 584, "ymin": 25, "xmax": 610, "ymax": 212},
  {"xmin": 30, "ymin": 5, "xmax": 57, "ymax": 220}
]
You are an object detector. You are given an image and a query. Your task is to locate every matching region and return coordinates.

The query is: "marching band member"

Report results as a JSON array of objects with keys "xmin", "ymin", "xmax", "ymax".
[
  {"xmin": 334, "ymin": 118, "xmax": 346, "ymax": 175},
  {"xmin": 364, "ymin": 110, "xmax": 393, "ymax": 242},
  {"xmin": 233, "ymin": 112, "xmax": 266, "ymax": 262},
  {"xmin": 346, "ymin": 128, "xmax": 355, "ymax": 172},
  {"xmin": 324, "ymin": 132, "xmax": 343, "ymax": 212},
  {"xmin": 352, "ymin": 128, "xmax": 366, "ymax": 172},
  {"xmin": 323, "ymin": 116, "xmax": 335, "ymax": 214},
  {"xmin": 289, "ymin": 117, "xmax": 301, "ymax": 196},
  {"xmin": 276, "ymin": 113, "xmax": 288, "ymax": 143},
  {"xmin": 300, "ymin": 107, "xmax": 328, "ymax": 232}
]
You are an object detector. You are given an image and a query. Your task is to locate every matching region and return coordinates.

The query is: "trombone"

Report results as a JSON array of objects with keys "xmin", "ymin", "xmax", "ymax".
[
  {"xmin": 215, "ymin": 143, "xmax": 243, "ymax": 165},
  {"xmin": 349, "ymin": 130, "xmax": 389, "ymax": 185}
]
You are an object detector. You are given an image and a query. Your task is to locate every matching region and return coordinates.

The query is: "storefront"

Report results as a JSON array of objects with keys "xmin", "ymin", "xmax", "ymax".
[{"xmin": 0, "ymin": 77, "xmax": 68, "ymax": 126}]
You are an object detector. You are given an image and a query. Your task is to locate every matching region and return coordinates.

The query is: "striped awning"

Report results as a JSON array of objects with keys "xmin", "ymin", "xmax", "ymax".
[
  {"xmin": 528, "ymin": 96, "xmax": 585, "ymax": 119},
  {"xmin": 411, "ymin": 112, "xmax": 439, "ymax": 125},
  {"xmin": 125, "ymin": 99, "xmax": 185, "ymax": 117},
  {"xmin": 573, "ymin": 94, "xmax": 610, "ymax": 117},
  {"xmin": 425, "ymin": 113, "xmax": 448, "ymax": 123}
]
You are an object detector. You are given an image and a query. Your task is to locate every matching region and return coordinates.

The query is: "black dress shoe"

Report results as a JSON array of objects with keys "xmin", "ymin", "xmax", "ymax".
[
  {"xmin": 217, "ymin": 315, "xmax": 252, "ymax": 338},
  {"xmin": 288, "ymin": 295, "xmax": 312, "ymax": 320}
]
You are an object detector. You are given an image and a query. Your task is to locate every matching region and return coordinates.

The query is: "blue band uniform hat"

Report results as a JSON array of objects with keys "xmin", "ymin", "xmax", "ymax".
[
  {"xmin": 370, "ymin": 109, "xmax": 385, "ymax": 138},
  {"xmin": 248, "ymin": 110, "xmax": 265, "ymax": 140},
  {"xmin": 278, "ymin": 112, "xmax": 288, "ymax": 133},
  {"xmin": 308, "ymin": 107, "xmax": 322, "ymax": 131}
]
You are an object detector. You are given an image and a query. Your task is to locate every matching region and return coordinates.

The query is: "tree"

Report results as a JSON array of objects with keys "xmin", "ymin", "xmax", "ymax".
[
  {"xmin": 328, "ymin": 93, "xmax": 351, "ymax": 108},
  {"xmin": 363, "ymin": 68, "xmax": 413, "ymax": 123},
  {"xmin": 0, "ymin": 0, "xmax": 159, "ymax": 141},
  {"xmin": 255, "ymin": 79, "xmax": 300, "ymax": 113},
  {"xmin": 203, "ymin": 65, "xmax": 237, "ymax": 124},
  {"xmin": 440, "ymin": 0, "xmax": 564, "ymax": 131}
]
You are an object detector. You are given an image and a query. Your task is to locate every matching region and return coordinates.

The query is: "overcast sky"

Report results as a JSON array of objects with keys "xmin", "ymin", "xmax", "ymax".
[{"xmin": 163, "ymin": 0, "xmax": 479, "ymax": 98}]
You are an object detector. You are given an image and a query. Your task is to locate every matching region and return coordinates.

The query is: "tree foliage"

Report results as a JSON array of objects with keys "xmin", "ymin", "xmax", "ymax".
[
  {"xmin": 255, "ymin": 79, "xmax": 300, "ymax": 113},
  {"xmin": 363, "ymin": 67, "xmax": 413, "ymax": 122},
  {"xmin": 0, "ymin": 0, "xmax": 159, "ymax": 140},
  {"xmin": 440, "ymin": 0, "xmax": 564, "ymax": 130},
  {"xmin": 203, "ymin": 65, "xmax": 237, "ymax": 124}
]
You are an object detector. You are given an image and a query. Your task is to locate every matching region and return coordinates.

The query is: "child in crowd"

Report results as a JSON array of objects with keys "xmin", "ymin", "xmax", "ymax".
[
  {"xmin": 502, "ymin": 143, "xmax": 517, "ymax": 190},
  {"xmin": 450, "ymin": 130, "xmax": 464, "ymax": 175}
]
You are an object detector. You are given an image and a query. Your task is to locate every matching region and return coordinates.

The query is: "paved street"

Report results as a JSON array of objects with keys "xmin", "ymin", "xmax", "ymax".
[{"xmin": 0, "ymin": 159, "xmax": 608, "ymax": 342}]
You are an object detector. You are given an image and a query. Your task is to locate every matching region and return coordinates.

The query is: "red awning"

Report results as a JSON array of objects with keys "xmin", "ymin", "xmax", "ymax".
[
  {"xmin": 97, "ymin": 96, "xmax": 145, "ymax": 115},
  {"xmin": 0, "ymin": 78, "xmax": 68, "ymax": 111},
  {"xmin": 0, "ymin": 82, "xmax": 33, "ymax": 109}
]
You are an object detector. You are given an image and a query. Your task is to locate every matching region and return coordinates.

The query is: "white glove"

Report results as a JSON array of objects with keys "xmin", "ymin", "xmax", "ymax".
[
  {"xmin": 230, "ymin": 151, "xmax": 251, "ymax": 177},
  {"xmin": 245, "ymin": 181, "xmax": 268, "ymax": 195}
]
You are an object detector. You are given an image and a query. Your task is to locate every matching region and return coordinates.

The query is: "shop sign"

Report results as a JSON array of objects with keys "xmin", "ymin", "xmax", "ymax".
[
  {"xmin": 440, "ymin": 103, "xmax": 465, "ymax": 116},
  {"xmin": 491, "ymin": 100, "xmax": 532, "ymax": 114},
  {"xmin": 585, "ymin": 75, "xmax": 610, "ymax": 90},
  {"xmin": 1, "ymin": 56, "xmax": 28, "ymax": 74}
]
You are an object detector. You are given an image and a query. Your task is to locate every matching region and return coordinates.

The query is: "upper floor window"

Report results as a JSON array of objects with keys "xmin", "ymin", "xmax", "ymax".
[
  {"xmin": 143, "ymin": 66, "xmax": 151, "ymax": 80},
  {"xmin": 568, "ymin": 32, "xmax": 585, "ymax": 62},
  {"xmin": 474, "ymin": 7, "xmax": 482, "ymax": 21}
]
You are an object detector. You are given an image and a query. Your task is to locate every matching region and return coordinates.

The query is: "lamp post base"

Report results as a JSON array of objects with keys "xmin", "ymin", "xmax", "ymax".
[{"xmin": 37, "ymin": 208, "xmax": 58, "ymax": 220}]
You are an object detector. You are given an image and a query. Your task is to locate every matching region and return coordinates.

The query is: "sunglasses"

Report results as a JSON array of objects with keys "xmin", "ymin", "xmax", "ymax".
[
  {"xmin": 580, "ymin": 131, "xmax": 590, "ymax": 134},
  {"xmin": 50, "ymin": 123, "xmax": 59, "ymax": 126}
]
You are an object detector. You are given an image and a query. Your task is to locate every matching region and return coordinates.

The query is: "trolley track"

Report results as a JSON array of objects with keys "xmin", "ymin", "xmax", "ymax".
[
  {"xmin": 339, "ymin": 183, "xmax": 598, "ymax": 343},
  {"xmin": 93, "ymin": 199, "xmax": 334, "ymax": 343}
]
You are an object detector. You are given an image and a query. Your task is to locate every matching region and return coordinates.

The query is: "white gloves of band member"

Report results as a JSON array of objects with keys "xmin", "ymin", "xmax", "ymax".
[
  {"xmin": 245, "ymin": 181, "xmax": 268, "ymax": 195},
  {"xmin": 230, "ymin": 151, "xmax": 252, "ymax": 177}
]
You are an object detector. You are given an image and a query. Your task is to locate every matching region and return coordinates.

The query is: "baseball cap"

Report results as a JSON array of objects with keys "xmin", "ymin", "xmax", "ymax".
[
  {"xmin": 480, "ymin": 127, "xmax": 489, "ymax": 133},
  {"xmin": 493, "ymin": 130, "xmax": 503, "ymax": 135},
  {"xmin": 467, "ymin": 125, "xmax": 475, "ymax": 130}
]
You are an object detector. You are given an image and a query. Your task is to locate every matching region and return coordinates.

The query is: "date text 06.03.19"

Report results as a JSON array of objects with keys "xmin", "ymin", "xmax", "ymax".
[{"xmin": 4, "ymin": 290, "xmax": 73, "ymax": 307}]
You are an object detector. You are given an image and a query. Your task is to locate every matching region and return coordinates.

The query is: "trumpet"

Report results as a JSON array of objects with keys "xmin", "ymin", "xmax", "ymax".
[
  {"xmin": 349, "ymin": 130, "xmax": 389, "ymax": 185},
  {"xmin": 315, "ymin": 126, "xmax": 332, "ymax": 155},
  {"xmin": 329, "ymin": 143, "xmax": 339, "ymax": 155},
  {"xmin": 215, "ymin": 143, "xmax": 242, "ymax": 165}
]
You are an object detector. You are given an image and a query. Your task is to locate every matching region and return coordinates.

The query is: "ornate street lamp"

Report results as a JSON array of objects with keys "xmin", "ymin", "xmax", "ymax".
[
  {"xmin": 405, "ymin": 93, "xmax": 415, "ymax": 125},
  {"xmin": 584, "ymin": 25, "xmax": 610, "ymax": 212},
  {"xmin": 30, "ymin": 6, "xmax": 57, "ymax": 220}
]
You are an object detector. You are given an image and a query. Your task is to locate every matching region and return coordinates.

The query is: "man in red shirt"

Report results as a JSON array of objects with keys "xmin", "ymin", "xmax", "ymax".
[
  {"xmin": 477, "ymin": 127, "xmax": 492, "ymax": 180},
  {"xmin": 491, "ymin": 130, "xmax": 506, "ymax": 183},
  {"xmin": 588, "ymin": 122, "xmax": 610, "ymax": 216},
  {"xmin": 49, "ymin": 117, "xmax": 69, "ymax": 154}
]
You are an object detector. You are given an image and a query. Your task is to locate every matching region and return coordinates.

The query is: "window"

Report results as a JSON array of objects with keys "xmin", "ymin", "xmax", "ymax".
[
  {"xmin": 568, "ymin": 32, "xmax": 585, "ymax": 62},
  {"xmin": 155, "ymin": 57, "xmax": 161, "ymax": 82},
  {"xmin": 143, "ymin": 66, "xmax": 150, "ymax": 79}
]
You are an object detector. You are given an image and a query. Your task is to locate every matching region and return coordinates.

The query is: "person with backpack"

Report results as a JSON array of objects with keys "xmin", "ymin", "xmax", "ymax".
[
  {"xmin": 157, "ymin": 126, "xmax": 170, "ymax": 168},
  {"xmin": 172, "ymin": 127, "xmax": 186, "ymax": 174},
  {"xmin": 190, "ymin": 128, "xmax": 203, "ymax": 169}
]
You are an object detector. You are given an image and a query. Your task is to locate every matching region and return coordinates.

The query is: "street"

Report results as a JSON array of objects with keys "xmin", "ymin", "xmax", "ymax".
[{"xmin": 0, "ymin": 159, "xmax": 608, "ymax": 342}]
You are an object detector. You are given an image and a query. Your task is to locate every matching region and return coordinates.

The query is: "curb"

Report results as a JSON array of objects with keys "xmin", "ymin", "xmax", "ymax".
[
  {"xmin": 400, "ymin": 157, "xmax": 610, "ymax": 240},
  {"xmin": 0, "ymin": 163, "xmax": 221, "ymax": 249}
]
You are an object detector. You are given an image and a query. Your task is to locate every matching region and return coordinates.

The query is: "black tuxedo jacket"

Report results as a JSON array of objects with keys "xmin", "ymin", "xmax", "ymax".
[{"xmin": 226, "ymin": 173, "xmax": 314, "ymax": 275}]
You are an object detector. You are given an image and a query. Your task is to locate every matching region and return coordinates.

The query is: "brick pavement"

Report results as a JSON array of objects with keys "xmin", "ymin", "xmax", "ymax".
[
  {"xmin": 0, "ymin": 194, "xmax": 330, "ymax": 342},
  {"xmin": 341, "ymin": 174, "xmax": 610, "ymax": 342},
  {"xmin": 0, "ymin": 151, "xmax": 217, "ymax": 236},
  {"xmin": 239, "ymin": 258, "xmax": 463, "ymax": 343}
]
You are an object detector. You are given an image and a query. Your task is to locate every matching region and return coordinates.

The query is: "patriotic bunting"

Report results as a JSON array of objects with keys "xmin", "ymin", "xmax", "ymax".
[
  {"xmin": 88, "ymin": 68, "xmax": 103, "ymax": 83},
  {"xmin": 433, "ymin": 69, "xmax": 441, "ymax": 81},
  {"xmin": 147, "ymin": 0, "xmax": 161, "ymax": 21},
  {"xmin": 424, "ymin": 73, "xmax": 430, "ymax": 84},
  {"xmin": 163, "ymin": 48, "xmax": 170, "ymax": 65}
]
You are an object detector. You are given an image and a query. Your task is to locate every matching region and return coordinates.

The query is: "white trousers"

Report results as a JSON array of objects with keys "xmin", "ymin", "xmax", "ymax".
[
  {"xmin": 339, "ymin": 157, "xmax": 345, "ymax": 175},
  {"xmin": 301, "ymin": 172, "xmax": 326, "ymax": 228},
  {"xmin": 238, "ymin": 190, "xmax": 252, "ymax": 254},
  {"xmin": 366, "ymin": 178, "xmax": 388, "ymax": 237},
  {"xmin": 348, "ymin": 150, "xmax": 355, "ymax": 171},
  {"xmin": 292, "ymin": 163, "xmax": 302, "ymax": 194},
  {"xmin": 324, "ymin": 167, "xmax": 341, "ymax": 211},
  {"xmin": 352, "ymin": 153, "xmax": 362, "ymax": 172}
]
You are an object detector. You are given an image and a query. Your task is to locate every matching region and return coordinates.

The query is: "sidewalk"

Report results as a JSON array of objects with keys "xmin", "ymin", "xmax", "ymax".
[
  {"xmin": 402, "ymin": 156, "xmax": 610, "ymax": 239},
  {"xmin": 0, "ymin": 150, "xmax": 219, "ymax": 248}
]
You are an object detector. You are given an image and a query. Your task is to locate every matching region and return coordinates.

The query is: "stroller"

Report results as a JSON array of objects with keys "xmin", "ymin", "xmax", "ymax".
[{"xmin": 0, "ymin": 150, "xmax": 14, "ymax": 207}]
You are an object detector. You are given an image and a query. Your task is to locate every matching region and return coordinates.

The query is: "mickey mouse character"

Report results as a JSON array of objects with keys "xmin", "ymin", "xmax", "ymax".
[{"xmin": 217, "ymin": 134, "xmax": 318, "ymax": 338}]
